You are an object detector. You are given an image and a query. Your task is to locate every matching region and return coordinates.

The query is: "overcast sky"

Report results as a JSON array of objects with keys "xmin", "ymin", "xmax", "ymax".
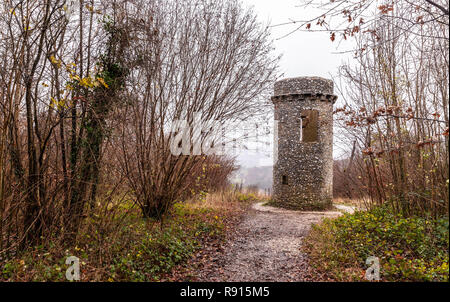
[
  {"xmin": 235, "ymin": 0, "xmax": 354, "ymax": 167},
  {"xmin": 242, "ymin": 0, "xmax": 354, "ymax": 79}
]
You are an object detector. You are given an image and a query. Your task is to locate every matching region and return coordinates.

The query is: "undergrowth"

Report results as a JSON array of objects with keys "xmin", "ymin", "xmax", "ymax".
[
  {"xmin": 0, "ymin": 191, "xmax": 256, "ymax": 281},
  {"xmin": 304, "ymin": 206, "xmax": 449, "ymax": 282}
]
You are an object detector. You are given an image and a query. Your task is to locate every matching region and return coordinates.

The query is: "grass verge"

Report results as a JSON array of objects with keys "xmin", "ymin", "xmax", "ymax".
[
  {"xmin": 303, "ymin": 206, "xmax": 449, "ymax": 281},
  {"xmin": 0, "ymin": 191, "xmax": 255, "ymax": 281}
]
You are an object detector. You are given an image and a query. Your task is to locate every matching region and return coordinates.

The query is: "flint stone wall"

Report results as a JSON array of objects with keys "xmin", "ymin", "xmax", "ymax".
[{"xmin": 272, "ymin": 77, "xmax": 337, "ymax": 210}]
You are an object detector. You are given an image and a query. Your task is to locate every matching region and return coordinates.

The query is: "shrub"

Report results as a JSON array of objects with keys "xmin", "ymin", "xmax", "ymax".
[
  {"xmin": 304, "ymin": 206, "xmax": 449, "ymax": 281},
  {"xmin": 0, "ymin": 198, "xmax": 236, "ymax": 281}
]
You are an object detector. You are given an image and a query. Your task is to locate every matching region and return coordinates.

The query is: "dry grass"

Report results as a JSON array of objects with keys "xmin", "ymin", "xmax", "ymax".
[
  {"xmin": 0, "ymin": 189, "xmax": 260, "ymax": 282},
  {"xmin": 333, "ymin": 197, "xmax": 367, "ymax": 209},
  {"xmin": 186, "ymin": 189, "xmax": 263, "ymax": 212}
]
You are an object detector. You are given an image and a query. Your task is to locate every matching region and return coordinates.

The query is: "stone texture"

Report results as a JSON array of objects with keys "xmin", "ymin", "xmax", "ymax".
[
  {"xmin": 272, "ymin": 76, "xmax": 337, "ymax": 210},
  {"xmin": 274, "ymin": 76, "xmax": 334, "ymax": 96}
]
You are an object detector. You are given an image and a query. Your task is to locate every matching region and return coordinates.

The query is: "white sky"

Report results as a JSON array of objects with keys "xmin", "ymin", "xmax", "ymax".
[
  {"xmin": 236, "ymin": 0, "xmax": 355, "ymax": 167},
  {"xmin": 242, "ymin": 0, "xmax": 354, "ymax": 78}
]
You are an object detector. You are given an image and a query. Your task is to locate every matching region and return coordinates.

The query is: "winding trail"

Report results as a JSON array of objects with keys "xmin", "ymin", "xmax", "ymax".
[{"xmin": 197, "ymin": 202, "xmax": 349, "ymax": 282}]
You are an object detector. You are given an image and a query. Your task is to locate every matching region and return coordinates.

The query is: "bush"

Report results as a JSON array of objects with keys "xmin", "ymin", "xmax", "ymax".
[
  {"xmin": 304, "ymin": 206, "xmax": 449, "ymax": 281},
  {"xmin": 0, "ymin": 199, "xmax": 234, "ymax": 281}
]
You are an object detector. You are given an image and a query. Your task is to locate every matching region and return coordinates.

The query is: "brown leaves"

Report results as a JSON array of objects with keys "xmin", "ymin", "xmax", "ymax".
[
  {"xmin": 375, "ymin": 150, "xmax": 385, "ymax": 157},
  {"xmin": 386, "ymin": 105, "xmax": 401, "ymax": 115},
  {"xmin": 416, "ymin": 15, "xmax": 424, "ymax": 25},
  {"xmin": 406, "ymin": 113, "xmax": 414, "ymax": 121},
  {"xmin": 316, "ymin": 16, "xmax": 326, "ymax": 27},
  {"xmin": 431, "ymin": 112, "xmax": 441, "ymax": 118},
  {"xmin": 366, "ymin": 117, "xmax": 377, "ymax": 124},
  {"xmin": 333, "ymin": 105, "xmax": 448, "ymax": 140},
  {"xmin": 416, "ymin": 139, "xmax": 434, "ymax": 148},
  {"xmin": 346, "ymin": 120, "xmax": 356, "ymax": 127},
  {"xmin": 378, "ymin": 4, "xmax": 394, "ymax": 14},
  {"xmin": 330, "ymin": 32, "xmax": 335, "ymax": 42},
  {"xmin": 362, "ymin": 147, "xmax": 374, "ymax": 156},
  {"xmin": 333, "ymin": 107, "xmax": 346, "ymax": 114},
  {"xmin": 364, "ymin": 29, "xmax": 381, "ymax": 41},
  {"xmin": 362, "ymin": 147, "xmax": 392, "ymax": 157}
]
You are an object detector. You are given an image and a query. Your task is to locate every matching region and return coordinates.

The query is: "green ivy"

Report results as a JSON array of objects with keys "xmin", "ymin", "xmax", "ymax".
[{"xmin": 306, "ymin": 206, "xmax": 449, "ymax": 281}]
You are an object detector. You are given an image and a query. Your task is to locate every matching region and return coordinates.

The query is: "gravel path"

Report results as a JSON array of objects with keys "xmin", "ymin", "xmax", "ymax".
[{"xmin": 197, "ymin": 202, "xmax": 344, "ymax": 282}]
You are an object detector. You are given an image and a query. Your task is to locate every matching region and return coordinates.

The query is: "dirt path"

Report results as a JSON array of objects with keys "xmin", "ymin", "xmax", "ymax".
[{"xmin": 197, "ymin": 202, "xmax": 345, "ymax": 282}]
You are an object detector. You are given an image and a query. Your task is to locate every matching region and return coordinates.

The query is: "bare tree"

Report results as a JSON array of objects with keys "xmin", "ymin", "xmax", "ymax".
[
  {"xmin": 273, "ymin": 1, "xmax": 448, "ymax": 47},
  {"xmin": 0, "ymin": 0, "xmax": 131, "ymax": 250},
  {"xmin": 0, "ymin": 0, "xmax": 72, "ymax": 247},
  {"xmin": 117, "ymin": 0, "xmax": 279, "ymax": 219},
  {"xmin": 0, "ymin": 0, "xmax": 278, "ymax": 254},
  {"xmin": 333, "ymin": 1, "xmax": 449, "ymax": 216}
]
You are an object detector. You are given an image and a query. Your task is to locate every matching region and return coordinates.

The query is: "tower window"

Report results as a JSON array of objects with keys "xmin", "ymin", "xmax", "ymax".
[
  {"xmin": 299, "ymin": 118, "xmax": 303, "ymax": 142},
  {"xmin": 282, "ymin": 175, "xmax": 288, "ymax": 185},
  {"xmin": 300, "ymin": 110, "xmax": 319, "ymax": 142}
]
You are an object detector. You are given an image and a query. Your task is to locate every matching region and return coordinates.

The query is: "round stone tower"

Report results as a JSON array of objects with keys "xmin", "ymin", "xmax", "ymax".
[{"xmin": 271, "ymin": 76, "xmax": 337, "ymax": 210}]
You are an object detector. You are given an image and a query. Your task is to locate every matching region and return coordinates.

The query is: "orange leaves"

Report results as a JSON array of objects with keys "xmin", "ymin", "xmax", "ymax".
[
  {"xmin": 333, "ymin": 107, "xmax": 346, "ymax": 114},
  {"xmin": 346, "ymin": 120, "xmax": 357, "ymax": 127},
  {"xmin": 352, "ymin": 25, "xmax": 360, "ymax": 34},
  {"xmin": 405, "ymin": 113, "xmax": 414, "ymax": 121},
  {"xmin": 364, "ymin": 29, "xmax": 381, "ymax": 41},
  {"xmin": 431, "ymin": 112, "xmax": 441, "ymax": 118},
  {"xmin": 385, "ymin": 105, "xmax": 401, "ymax": 115},
  {"xmin": 416, "ymin": 15, "xmax": 424, "ymax": 25},
  {"xmin": 333, "ymin": 105, "xmax": 448, "ymax": 139},
  {"xmin": 335, "ymin": 103, "xmax": 448, "ymax": 159},
  {"xmin": 366, "ymin": 117, "xmax": 377, "ymax": 124},
  {"xmin": 330, "ymin": 32, "xmax": 336, "ymax": 42},
  {"xmin": 416, "ymin": 139, "xmax": 434, "ymax": 149},
  {"xmin": 378, "ymin": 4, "xmax": 394, "ymax": 14},
  {"xmin": 362, "ymin": 146, "xmax": 405, "ymax": 158},
  {"xmin": 375, "ymin": 150, "xmax": 385, "ymax": 157},
  {"xmin": 362, "ymin": 147, "xmax": 374, "ymax": 156},
  {"xmin": 341, "ymin": 25, "xmax": 361, "ymax": 41},
  {"xmin": 306, "ymin": 23, "xmax": 311, "ymax": 30}
]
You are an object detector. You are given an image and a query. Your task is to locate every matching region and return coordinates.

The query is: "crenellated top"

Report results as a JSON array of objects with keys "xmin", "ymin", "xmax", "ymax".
[{"xmin": 271, "ymin": 76, "xmax": 337, "ymax": 103}]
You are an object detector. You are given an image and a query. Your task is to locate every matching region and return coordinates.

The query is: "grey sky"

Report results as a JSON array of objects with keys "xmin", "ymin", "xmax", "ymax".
[{"xmin": 242, "ymin": 0, "xmax": 354, "ymax": 78}]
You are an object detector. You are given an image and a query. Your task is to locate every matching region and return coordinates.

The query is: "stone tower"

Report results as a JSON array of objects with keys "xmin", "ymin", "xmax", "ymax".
[{"xmin": 271, "ymin": 77, "xmax": 337, "ymax": 210}]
